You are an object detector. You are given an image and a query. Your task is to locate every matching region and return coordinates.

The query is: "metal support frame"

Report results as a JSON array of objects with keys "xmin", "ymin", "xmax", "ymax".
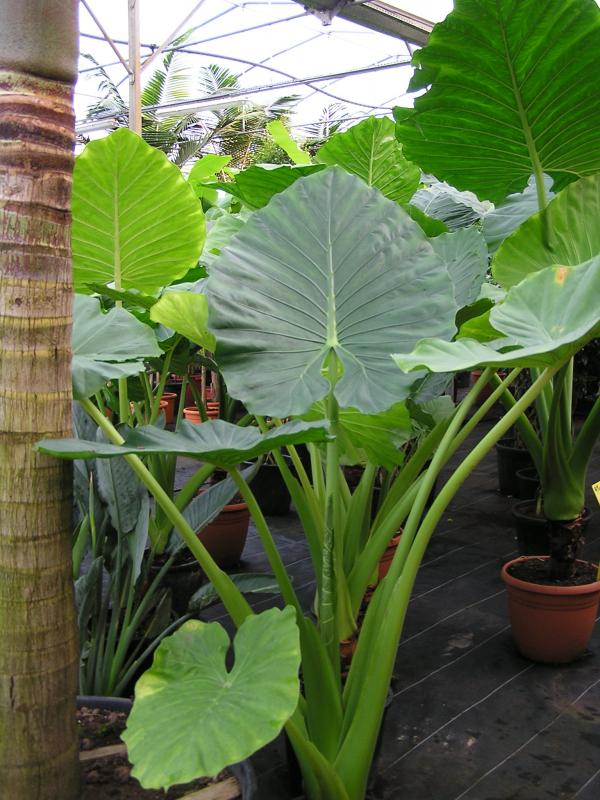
[{"xmin": 128, "ymin": 0, "xmax": 141, "ymax": 133}]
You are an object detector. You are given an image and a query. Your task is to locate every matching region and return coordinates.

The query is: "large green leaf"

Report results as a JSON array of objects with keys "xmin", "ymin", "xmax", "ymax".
[
  {"xmin": 72, "ymin": 295, "xmax": 161, "ymax": 399},
  {"xmin": 72, "ymin": 128, "xmax": 205, "ymax": 293},
  {"xmin": 316, "ymin": 116, "xmax": 420, "ymax": 204},
  {"xmin": 396, "ymin": 0, "xmax": 600, "ymax": 204},
  {"xmin": 430, "ymin": 227, "xmax": 489, "ymax": 309},
  {"xmin": 393, "ymin": 258, "xmax": 600, "ymax": 373},
  {"xmin": 36, "ymin": 418, "xmax": 332, "ymax": 468},
  {"xmin": 149, "ymin": 292, "xmax": 216, "ymax": 350},
  {"xmin": 207, "ymin": 167, "xmax": 458, "ymax": 416},
  {"xmin": 123, "ymin": 608, "xmax": 300, "ymax": 787},
  {"xmin": 211, "ymin": 163, "xmax": 325, "ymax": 209},
  {"xmin": 493, "ymin": 174, "xmax": 600, "ymax": 288},
  {"xmin": 483, "ymin": 175, "xmax": 554, "ymax": 255}
]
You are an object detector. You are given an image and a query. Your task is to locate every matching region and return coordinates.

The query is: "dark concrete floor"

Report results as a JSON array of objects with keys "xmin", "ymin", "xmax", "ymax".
[{"xmin": 196, "ymin": 418, "xmax": 600, "ymax": 800}]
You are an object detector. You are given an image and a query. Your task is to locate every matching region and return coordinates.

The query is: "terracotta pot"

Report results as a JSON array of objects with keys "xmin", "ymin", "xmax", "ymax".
[
  {"xmin": 161, "ymin": 392, "xmax": 177, "ymax": 424},
  {"xmin": 501, "ymin": 556, "xmax": 600, "ymax": 663},
  {"xmin": 183, "ymin": 406, "xmax": 219, "ymax": 424},
  {"xmin": 378, "ymin": 533, "xmax": 402, "ymax": 581},
  {"xmin": 198, "ymin": 500, "xmax": 250, "ymax": 568},
  {"xmin": 470, "ymin": 369, "xmax": 494, "ymax": 403}
]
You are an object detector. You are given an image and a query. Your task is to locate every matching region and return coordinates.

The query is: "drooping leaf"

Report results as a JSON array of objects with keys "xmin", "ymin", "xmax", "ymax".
[
  {"xmin": 404, "ymin": 204, "xmax": 448, "ymax": 237},
  {"xmin": 393, "ymin": 258, "xmax": 600, "ymax": 373},
  {"xmin": 493, "ymin": 174, "xmax": 600, "ymax": 288},
  {"xmin": 123, "ymin": 608, "xmax": 300, "ymax": 787},
  {"xmin": 429, "ymin": 227, "xmax": 489, "ymax": 309},
  {"xmin": 301, "ymin": 401, "xmax": 411, "ymax": 470},
  {"xmin": 128, "ymin": 493, "xmax": 150, "ymax": 584},
  {"xmin": 211, "ymin": 163, "xmax": 325, "ymax": 209},
  {"xmin": 188, "ymin": 573, "xmax": 279, "ymax": 613},
  {"xmin": 207, "ymin": 167, "xmax": 458, "ymax": 416},
  {"xmin": 72, "ymin": 295, "xmax": 161, "ymax": 399},
  {"xmin": 316, "ymin": 116, "xmax": 420, "ymax": 205},
  {"xmin": 36, "ymin": 418, "xmax": 332, "ymax": 468},
  {"xmin": 188, "ymin": 154, "xmax": 232, "ymax": 185},
  {"xmin": 409, "ymin": 173, "xmax": 492, "ymax": 231},
  {"xmin": 72, "ymin": 128, "xmax": 205, "ymax": 293},
  {"xmin": 266, "ymin": 119, "xmax": 311, "ymax": 165},
  {"xmin": 483, "ymin": 175, "xmax": 555, "ymax": 255},
  {"xmin": 396, "ymin": 0, "xmax": 600, "ymax": 204},
  {"xmin": 149, "ymin": 292, "xmax": 216, "ymax": 350}
]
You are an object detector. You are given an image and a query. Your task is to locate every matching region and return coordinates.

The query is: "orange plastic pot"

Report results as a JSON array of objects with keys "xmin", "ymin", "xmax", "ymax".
[
  {"xmin": 183, "ymin": 406, "xmax": 219, "ymax": 424},
  {"xmin": 501, "ymin": 556, "xmax": 600, "ymax": 663},
  {"xmin": 161, "ymin": 392, "xmax": 177, "ymax": 424},
  {"xmin": 198, "ymin": 500, "xmax": 250, "ymax": 568}
]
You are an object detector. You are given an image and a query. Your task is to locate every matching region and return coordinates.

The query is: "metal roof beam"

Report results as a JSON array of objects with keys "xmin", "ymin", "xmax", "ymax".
[{"xmin": 296, "ymin": 1, "xmax": 433, "ymax": 46}]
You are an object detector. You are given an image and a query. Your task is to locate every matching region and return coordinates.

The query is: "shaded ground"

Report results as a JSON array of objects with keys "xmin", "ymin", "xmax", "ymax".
[{"xmin": 196, "ymin": 419, "xmax": 600, "ymax": 800}]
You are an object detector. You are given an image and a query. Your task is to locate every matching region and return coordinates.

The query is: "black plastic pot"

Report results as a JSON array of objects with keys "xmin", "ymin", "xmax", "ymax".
[
  {"xmin": 516, "ymin": 466, "xmax": 540, "ymax": 501},
  {"xmin": 150, "ymin": 555, "xmax": 205, "ymax": 615},
  {"xmin": 246, "ymin": 458, "xmax": 292, "ymax": 516},
  {"xmin": 512, "ymin": 500, "xmax": 592, "ymax": 556},
  {"xmin": 77, "ymin": 695, "xmax": 132, "ymax": 712},
  {"xmin": 287, "ymin": 689, "xmax": 393, "ymax": 800},
  {"xmin": 496, "ymin": 437, "xmax": 534, "ymax": 496}
]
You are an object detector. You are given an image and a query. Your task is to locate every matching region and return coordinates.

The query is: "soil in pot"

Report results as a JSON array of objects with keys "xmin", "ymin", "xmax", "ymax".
[
  {"xmin": 511, "ymin": 501, "xmax": 592, "ymax": 557},
  {"xmin": 496, "ymin": 437, "xmax": 534, "ymax": 496},
  {"xmin": 501, "ymin": 556, "xmax": 600, "ymax": 664},
  {"xmin": 78, "ymin": 703, "xmax": 249, "ymax": 799}
]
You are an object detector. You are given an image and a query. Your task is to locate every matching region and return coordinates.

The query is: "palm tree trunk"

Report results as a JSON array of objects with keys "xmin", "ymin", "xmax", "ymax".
[{"xmin": 0, "ymin": 3, "xmax": 80, "ymax": 797}]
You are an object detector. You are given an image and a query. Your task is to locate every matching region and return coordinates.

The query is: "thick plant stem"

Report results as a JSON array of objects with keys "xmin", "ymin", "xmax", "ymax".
[
  {"xmin": 0, "ymin": 10, "xmax": 80, "ymax": 793},
  {"xmin": 80, "ymin": 399, "xmax": 252, "ymax": 627}
]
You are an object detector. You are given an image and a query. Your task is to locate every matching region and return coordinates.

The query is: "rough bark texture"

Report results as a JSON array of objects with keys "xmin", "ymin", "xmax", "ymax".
[{"xmin": 0, "ymin": 67, "xmax": 79, "ymax": 798}]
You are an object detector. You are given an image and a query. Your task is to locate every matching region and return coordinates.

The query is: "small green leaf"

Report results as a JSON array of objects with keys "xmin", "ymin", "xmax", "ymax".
[
  {"xmin": 150, "ymin": 292, "xmax": 216, "ymax": 350},
  {"xmin": 123, "ymin": 608, "xmax": 300, "ymax": 787},
  {"xmin": 267, "ymin": 119, "xmax": 311, "ymax": 165},
  {"xmin": 212, "ymin": 163, "xmax": 325, "ymax": 209}
]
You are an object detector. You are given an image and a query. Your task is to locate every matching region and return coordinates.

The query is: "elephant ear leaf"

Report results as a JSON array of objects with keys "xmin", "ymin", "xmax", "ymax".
[
  {"xmin": 396, "ymin": 0, "xmax": 600, "ymax": 204},
  {"xmin": 393, "ymin": 258, "xmax": 600, "ymax": 374},
  {"xmin": 316, "ymin": 116, "xmax": 420, "ymax": 204},
  {"xmin": 123, "ymin": 608, "xmax": 300, "ymax": 788},
  {"xmin": 207, "ymin": 167, "xmax": 457, "ymax": 417},
  {"xmin": 72, "ymin": 128, "xmax": 204, "ymax": 293}
]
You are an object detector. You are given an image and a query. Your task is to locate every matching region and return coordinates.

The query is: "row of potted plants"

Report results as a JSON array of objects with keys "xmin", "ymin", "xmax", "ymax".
[{"xmin": 36, "ymin": 2, "xmax": 600, "ymax": 797}]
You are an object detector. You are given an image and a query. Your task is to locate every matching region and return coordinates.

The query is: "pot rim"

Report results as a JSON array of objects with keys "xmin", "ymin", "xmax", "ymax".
[
  {"xmin": 501, "ymin": 556, "xmax": 600, "ymax": 595},
  {"xmin": 511, "ymin": 500, "xmax": 592, "ymax": 521}
]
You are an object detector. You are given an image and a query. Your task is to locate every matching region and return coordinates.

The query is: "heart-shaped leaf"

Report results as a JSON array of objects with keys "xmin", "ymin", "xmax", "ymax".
[
  {"xmin": 207, "ymin": 167, "xmax": 458, "ymax": 416},
  {"xmin": 493, "ymin": 174, "xmax": 600, "ymax": 288},
  {"xmin": 393, "ymin": 258, "xmax": 600, "ymax": 373},
  {"xmin": 316, "ymin": 116, "xmax": 420, "ymax": 204},
  {"xmin": 36, "ymin": 418, "xmax": 331, "ymax": 468},
  {"xmin": 72, "ymin": 128, "xmax": 205, "ymax": 293},
  {"xmin": 123, "ymin": 607, "xmax": 300, "ymax": 787},
  {"xmin": 396, "ymin": 0, "xmax": 600, "ymax": 204},
  {"xmin": 409, "ymin": 173, "xmax": 492, "ymax": 231}
]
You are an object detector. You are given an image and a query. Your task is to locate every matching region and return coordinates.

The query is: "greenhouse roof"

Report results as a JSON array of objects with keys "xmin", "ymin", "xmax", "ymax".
[{"xmin": 76, "ymin": 0, "xmax": 452, "ymax": 139}]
